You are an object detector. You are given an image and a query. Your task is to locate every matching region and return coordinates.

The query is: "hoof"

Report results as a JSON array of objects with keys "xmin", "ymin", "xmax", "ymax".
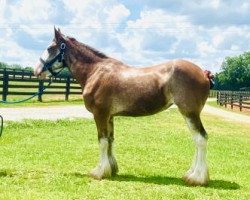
[
  {"xmin": 109, "ymin": 156, "xmax": 119, "ymax": 176},
  {"xmin": 88, "ymin": 164, "xmax": 112, "ymax": 180},
  {"xmin": 183, "ymin": 168, "xmax": 194, "ymax": 180},
  {"xmin": 88, "ymin": 170, "xmax": 103, "ymax": 180},
  {"xmin": 183, "ymin": 170, "xmax": 209, "ymax": 186}
]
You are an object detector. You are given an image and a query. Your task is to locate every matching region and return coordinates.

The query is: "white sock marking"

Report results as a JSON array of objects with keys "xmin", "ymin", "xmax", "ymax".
[{"xmin": 191, "ymin": 134, "xmax": 208, "ymax": 181}]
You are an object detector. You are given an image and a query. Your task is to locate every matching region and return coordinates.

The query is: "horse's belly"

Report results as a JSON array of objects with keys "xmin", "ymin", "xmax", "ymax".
[{"xmin": 115, "ymin": 93, "xmax": 172, "ymax": 117}]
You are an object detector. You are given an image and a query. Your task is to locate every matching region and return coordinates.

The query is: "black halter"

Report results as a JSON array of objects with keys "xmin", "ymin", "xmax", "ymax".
[{"xmin": 40, "ymin": 42, "xmax": 67, "ymax": 76}]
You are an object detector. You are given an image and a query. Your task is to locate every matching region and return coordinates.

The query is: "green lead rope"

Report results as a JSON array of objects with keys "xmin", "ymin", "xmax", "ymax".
[{"xmin": 0, "ymin": 115, "xmax": 3, "ymax": 137}]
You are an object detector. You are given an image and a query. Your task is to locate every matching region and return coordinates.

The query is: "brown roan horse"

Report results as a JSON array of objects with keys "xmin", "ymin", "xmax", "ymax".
[{"xmin": 34, "ymin": 28, "xmax": 214, "ymax": 186}]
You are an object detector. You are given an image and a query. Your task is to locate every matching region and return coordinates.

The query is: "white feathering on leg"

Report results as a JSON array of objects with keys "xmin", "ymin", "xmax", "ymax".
[
  {"xmin": 90, "ymin": 138, "xmax": 112, "ymax": 179},
  {"xmin": 185, "ymin": 134, "xmax": 209, "ymax": 185}
]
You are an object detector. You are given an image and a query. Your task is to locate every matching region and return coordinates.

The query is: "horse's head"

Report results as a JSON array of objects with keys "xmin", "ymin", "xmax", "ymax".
[{"xmin": 34, "ymin": 28, "xmax": 67, "ymax": 79}]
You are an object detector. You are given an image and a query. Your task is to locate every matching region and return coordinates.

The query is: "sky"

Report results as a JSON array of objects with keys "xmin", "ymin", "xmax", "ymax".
[{"xmin": 0, "ymin": 0, "xmax": 250, "ymax": 72}]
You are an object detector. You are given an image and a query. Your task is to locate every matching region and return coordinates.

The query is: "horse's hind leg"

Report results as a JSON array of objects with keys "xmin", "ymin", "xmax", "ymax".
[
  {"xmin": 89, "ymin": 114, "xmax": 118, "ymax": 180},
  {"xmin": 182, "ymin": 113, "xmax": 209, "ymax": 186}
]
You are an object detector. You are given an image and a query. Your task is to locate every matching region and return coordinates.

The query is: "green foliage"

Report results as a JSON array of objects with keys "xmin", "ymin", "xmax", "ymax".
[
  {"xmin": 0, "ymin": 61, "xmax": 35, "ymax": 72},
  {"xmin": 215, "ymin": 52, "xmax": 250, "ymax": 90},
  {"xmin": 0, "ymin": 61, "xmax": 71, "ymax": 75},
  {"xmin": 24, "ymin": 66, "xmax": 33, "ymax": 71},
  {"xmin": 0, "ymin": 62, "xmax": 7, "ymax": 68},
  {"xmin": 0, "ymin": 61, "xmax": 24, "ymax": 70},
  {"xmin": 0, "ymin": 109, "xmax": 249, "ymax": 199}
]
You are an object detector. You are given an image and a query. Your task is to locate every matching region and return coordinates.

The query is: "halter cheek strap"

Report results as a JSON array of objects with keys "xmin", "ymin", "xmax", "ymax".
[{"xmin": 40, "ymin": 43, "xmax": 67, "ymax": 76}]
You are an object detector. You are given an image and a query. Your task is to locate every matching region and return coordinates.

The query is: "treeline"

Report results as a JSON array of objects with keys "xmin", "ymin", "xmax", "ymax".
[
  {"xmin": 0, "ymin": 61, "xmax": 33, "ymax": 71},
  {"xmin": 214, "ymin": 51, "xmax": 250, "ymax": 91},
  {"xmin": 0, "ymin": 61, "xmax": 70, "ymax": 76}
]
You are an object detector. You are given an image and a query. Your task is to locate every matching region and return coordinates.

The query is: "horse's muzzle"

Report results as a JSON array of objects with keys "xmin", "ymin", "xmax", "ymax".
[{"xmin": 34, "ymin": 62, "xmax": 47, "ymax": 79}]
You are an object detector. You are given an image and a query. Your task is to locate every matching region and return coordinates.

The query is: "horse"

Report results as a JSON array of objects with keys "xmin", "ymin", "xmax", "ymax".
[{"xmin": 34, "ymin": 28, "xmax": 213, "ymax": 186}]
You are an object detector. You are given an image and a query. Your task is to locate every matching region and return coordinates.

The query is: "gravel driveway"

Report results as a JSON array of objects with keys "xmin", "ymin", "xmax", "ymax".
[
  {"xmin": 1, "ymin": 104, "xmax": 250, "ymax": 124},
  {"xmin": 0, "ymin": 105, "xmax": 93, "ymax": 121}
]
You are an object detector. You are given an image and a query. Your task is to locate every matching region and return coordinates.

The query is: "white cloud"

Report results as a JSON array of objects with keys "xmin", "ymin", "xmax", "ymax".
[
  {"xmin": 0, "ymin": 0, "xmax": 56, "ymax": 66},
  {"xmin": 9, "ymin": 0, "xmax": 53, "ymax": 23},
  {"xmin": 126, "ymin": 9, "xmax": 194, "ymax": 37},
  {"xmin": 210, "ymin": 0, "xmax": 220, "ymax": 9},
  {"xmin": 241, "ymin": 2, "xmax": 250, "ymax": 11},
  {"xmin": 116, "ymin": 9, "xmax": 198, "ymax": 66},
  {"xmin": 62, "ymin": 0, "xmax": 130, "ymax": 29},
  {"xmin": 113, "ymin": 7, "xmax": 250, "ymax": 71},
  {"xmin": 212, "ymin": 35, "xmax": 224, "ymax": 47},
  {"xmin": 197, "ymin": 41, "xmax": 217, "ymax": 56},
  {"xmin": 61, "ymin": 0, "xmax": 130, "ymax": 44},
  {"xmin": 0, "ymin": 0, "xmax": 7, "ymax": 23},
  {"xmin": 18, "ymin": 24, "xmax": 53, "ymax": 38},
  {"xmin": 105, "ymin": 4, "xmax": 130, "ymax": 25},
  {"xmin": 0, "ymin": 37, "xmax": 38, "ymax": 66}
]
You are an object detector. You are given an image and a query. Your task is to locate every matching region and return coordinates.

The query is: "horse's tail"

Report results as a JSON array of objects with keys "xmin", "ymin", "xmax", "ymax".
[{"xmin": 204, "ymin": 70, "xmax": 215, "ymax": 89}]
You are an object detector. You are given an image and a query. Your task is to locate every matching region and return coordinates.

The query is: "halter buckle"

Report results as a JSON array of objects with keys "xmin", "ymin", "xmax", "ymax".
[{"xmin": 60, "ymin": 43, "xmax": 66, "ymax": 50}]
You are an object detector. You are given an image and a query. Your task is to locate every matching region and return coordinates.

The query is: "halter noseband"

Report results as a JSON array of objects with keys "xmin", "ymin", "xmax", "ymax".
[{"xmin": 40, "ymin": 42, "xmax": 66, "ymax": 76}]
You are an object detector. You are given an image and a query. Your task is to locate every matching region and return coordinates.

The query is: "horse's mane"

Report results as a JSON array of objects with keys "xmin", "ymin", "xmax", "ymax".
[{"xmin": 67, "ymin": 37, "xmax": 108, "ymax": 62}]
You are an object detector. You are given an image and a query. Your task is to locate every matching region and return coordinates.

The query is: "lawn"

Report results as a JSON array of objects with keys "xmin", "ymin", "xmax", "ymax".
[{"xmin": 0, "ymin": 109, "xmax": 249, "ymax": 199}]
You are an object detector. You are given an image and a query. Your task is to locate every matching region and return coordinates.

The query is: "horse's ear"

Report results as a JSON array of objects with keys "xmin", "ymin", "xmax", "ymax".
[{"xmin": 54, "ymin": 27, "xmax": 62, "ymax": 42}]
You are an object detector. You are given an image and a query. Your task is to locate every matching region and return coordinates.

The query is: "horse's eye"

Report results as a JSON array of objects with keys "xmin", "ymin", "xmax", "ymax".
[
  {"xmin": 47, "ymin": 47, "xmax": 52, "ymax": 52},
  {"xmin": 47, "ymin": 46, "xmax": 54, "ymax": 52}
]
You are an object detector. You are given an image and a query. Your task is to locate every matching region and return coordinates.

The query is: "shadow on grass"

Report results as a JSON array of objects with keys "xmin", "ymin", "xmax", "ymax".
[
  {"xmin": 109, "ymin": 174, "xmax": 240, "ymax": 190},
  {"xmin": 0, "ymin": 170, "xmax": 15, "ymax": 177},
  {"xmin": 1, "ymin": 170, "xmax": 240, "ymax": 191},
  {"xmin": 65, "ymin": 172, "xmax": 88, "ymax": 178}
]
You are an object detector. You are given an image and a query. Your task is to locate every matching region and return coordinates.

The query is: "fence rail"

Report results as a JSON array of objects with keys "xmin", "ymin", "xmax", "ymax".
[
  {"xmin": 0, "ymin": 68, "xmax": 82, "ymax": 102},
  {"xmin": 217, "ymin": 91, "xmax": 250, "ymax": 111}
]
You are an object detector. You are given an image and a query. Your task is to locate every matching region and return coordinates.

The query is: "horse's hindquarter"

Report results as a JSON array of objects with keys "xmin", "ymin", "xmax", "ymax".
[{"xmin": 170, "ymin": 60, "xmax": 210, "ymax": 114}]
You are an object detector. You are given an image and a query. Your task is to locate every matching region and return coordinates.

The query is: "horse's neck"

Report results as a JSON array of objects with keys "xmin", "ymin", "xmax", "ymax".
[{"xmin": 65, "ymin": 46, "xmax": 102, "ymax": 88}]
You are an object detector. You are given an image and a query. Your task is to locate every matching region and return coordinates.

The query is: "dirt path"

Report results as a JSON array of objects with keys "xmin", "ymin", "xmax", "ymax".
[
  {"xmin": 1, "ymin": 104, "xmax": 250, "ymax": 124},
  {"xmin": 202, "ymin": 105, "xmax": 250, "ymax": 124},
  {"xmin": 0, "ymin": 105, "xmax": 93, "ymax": 121}
]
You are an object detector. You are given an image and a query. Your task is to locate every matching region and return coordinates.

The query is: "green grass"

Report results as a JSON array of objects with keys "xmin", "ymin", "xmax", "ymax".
[{"xmin": 0, "ymin": 109, "xmax": 249, "ymax": 199}]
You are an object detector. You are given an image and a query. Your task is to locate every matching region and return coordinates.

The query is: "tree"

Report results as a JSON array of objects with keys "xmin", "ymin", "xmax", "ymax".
[
  {"xmin": 0, "ymin": 61, "xmax": 23, "ymax": 70},
  {"xmin": 0, "ymin": 62, "xmax": 8, "ymax": 69},
  {"xmin": 214, "ymin": 52, "xmax": 250, "ymax": 90}
]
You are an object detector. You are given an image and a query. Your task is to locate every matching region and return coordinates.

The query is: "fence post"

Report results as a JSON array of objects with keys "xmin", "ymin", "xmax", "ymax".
[
  {"xmin": 38, "ymin": 80, "xmax": 44, "ymax": 102},
  {"xmin": 231, "ymin": 92, "xmax": 233, "ymax": 109},
  {"xmin": 239, "ymin": 94, "xmax": 242, "ymax": 111},
  {"xmin": 217, "ymin": 91, "xmax": 219, "ymax": 105},
  {"xmin": 13, "ymin": 69, "xmax": 16, "ymax": 79},
  {"xmin": 65, "ymin": 76, "xmax": 70, "ymax": 101},
  {"xmin": 2, "ymin": 68, "xmax": 9, "ymax": 101},
  {"xmin": 224, "ymin": 93, "xmax": 227, "ymax": 108},
  {"xmin": 219, "ymin": 92, "xmax": 222, "ymax": 106}
]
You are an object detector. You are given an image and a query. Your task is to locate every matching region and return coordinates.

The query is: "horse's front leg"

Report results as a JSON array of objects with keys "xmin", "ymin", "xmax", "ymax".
[
  {"xmin": 107, "ymin": 117, "xmax": 119, "ymax": 176},
  {"xmin": 89, "ymin": 115, "xmax": 118, "ymax": 180}
]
